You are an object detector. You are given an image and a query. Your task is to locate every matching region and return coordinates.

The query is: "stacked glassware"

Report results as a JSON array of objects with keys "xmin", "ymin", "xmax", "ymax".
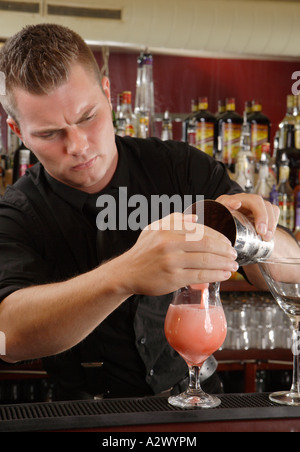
[{"xmin": 220, "ymin": 293, "xmax": 293, "ymax": 351}]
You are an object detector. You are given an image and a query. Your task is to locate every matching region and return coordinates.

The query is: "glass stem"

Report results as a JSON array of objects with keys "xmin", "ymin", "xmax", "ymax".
[
  {"xmin": 291, "ymin": 319, "xmax": 300, "ymax": 394},
  {"xmin": 188, "ymin": 365, "xmax": 203, "ymax": 393}
]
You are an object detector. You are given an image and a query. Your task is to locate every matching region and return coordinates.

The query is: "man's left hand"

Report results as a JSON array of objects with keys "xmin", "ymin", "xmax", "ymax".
[{"xmin": 216, "ymin": 193, "xmax": 280, "ymax": 242}]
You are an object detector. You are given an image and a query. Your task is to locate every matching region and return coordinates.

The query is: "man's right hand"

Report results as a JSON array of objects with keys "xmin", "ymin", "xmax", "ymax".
[{"xmin": 119, "ymin": 212, "xmax": 239, "ymax": 297}]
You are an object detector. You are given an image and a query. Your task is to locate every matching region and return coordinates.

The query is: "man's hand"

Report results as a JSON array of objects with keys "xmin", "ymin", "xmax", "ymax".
[
  {"xmin": 216, "ymin": 193, "xmax": 281, "ymax": 290},
  {"xmin": 120, "ymin": 212, "xmax": 239, "ymax": 296},
  {"xmin": 216, "ymin": 193, "xmax": 280, "ymax": 242}
]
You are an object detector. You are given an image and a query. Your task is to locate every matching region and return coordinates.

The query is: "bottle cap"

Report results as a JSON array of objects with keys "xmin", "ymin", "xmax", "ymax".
[
  {"xmin": 252, "ymin": 100, "xmax": 262, "ymax": 111},
  {"xmin": 198, "ymin": 97, "xmax": 208, "ymax": 110},
  {"xmin": 226, "ymin": 98, "xmax": 235, "ymax": 111},
  {"xmin": 122, "ymin": 91, "xmax": 132, "ymax": 104},
  {"xmin": 261, "ymin": 143, "xmax": 271, "ymax": 154}
]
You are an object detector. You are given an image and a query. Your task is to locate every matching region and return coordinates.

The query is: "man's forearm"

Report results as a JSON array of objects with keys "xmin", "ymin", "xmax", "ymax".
[
  {"xmin": 0, "ymin": 212, "xmax": 245, "ymax": 363},
  {"xmin": 0, "ymin": 257, "xmax": 132, "ymax": 363}
]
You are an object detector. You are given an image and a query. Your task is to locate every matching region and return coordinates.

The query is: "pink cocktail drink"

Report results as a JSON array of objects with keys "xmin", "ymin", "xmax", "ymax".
[{"xmin": 165, "ymin": 304, "xmax": 227, "ymax": 367}]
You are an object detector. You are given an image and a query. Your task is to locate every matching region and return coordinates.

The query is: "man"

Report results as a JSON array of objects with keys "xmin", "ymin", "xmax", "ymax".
[{"xmin": 0, "ymin": 24, "xmax": 294, "ymax": 400}]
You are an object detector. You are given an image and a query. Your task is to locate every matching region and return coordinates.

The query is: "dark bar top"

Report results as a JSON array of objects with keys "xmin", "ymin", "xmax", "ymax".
[{"xmin": 0, "ymin": 393, "xmax": 300, "ymax": 432}]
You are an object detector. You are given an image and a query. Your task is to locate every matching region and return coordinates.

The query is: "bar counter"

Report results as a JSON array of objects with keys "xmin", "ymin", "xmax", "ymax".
[{"xmin": 1, "ymin": 392, "xmax": 300, "ymax": 432}]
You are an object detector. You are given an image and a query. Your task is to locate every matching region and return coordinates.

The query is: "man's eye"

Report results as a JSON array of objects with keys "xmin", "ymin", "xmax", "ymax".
[
  {"xmin": 42, "ymin": 133, "xmax": 54, "ymax": 138},
  {"xmin": 82, "ymin": 113, "xmax": 96, "ymax": 123},
  {"xmin": 37, "ymin": 131, "xmax": 58, "ymax": 139}
]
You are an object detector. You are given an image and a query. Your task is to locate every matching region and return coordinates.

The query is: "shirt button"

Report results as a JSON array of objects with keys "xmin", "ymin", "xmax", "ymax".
[
  {"xmin": 140, "ymin": 337, "xmax": 146, "ymax": 345},
  {"xmin": 149, "ymin": 369, "xmax": 154, "ymax": 376}
]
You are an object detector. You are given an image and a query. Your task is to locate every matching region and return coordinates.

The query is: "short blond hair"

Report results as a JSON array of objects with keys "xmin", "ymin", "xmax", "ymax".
[{"xmin": 0, "ymin": 23, "xmax": 102, "ymax": 120}]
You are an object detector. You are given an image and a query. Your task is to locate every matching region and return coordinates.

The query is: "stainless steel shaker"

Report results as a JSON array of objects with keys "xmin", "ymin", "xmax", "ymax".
[{"xmin": 185, "ymin": 199, "xmax": 274, "ymax": 266}]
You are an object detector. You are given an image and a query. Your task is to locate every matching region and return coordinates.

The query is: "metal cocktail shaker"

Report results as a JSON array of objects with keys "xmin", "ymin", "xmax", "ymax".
[{"xmin": 185, "ymin": 199, "xmax": 274, "ymax": 266}]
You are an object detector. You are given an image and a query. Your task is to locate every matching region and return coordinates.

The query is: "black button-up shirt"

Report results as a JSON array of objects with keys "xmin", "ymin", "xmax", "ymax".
[{"xmin": 0, "ymin": 136, "xmax": 242, "ymax": 399}]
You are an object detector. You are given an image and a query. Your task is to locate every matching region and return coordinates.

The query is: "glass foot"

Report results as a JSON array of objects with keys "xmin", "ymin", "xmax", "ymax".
[
  {"xmin": 269, "ymin": 391, "xmax": 300, "ymax": 406},
  {"xmin": 168, "ymin": 390, "xmax": 221, "ymax": 409}
]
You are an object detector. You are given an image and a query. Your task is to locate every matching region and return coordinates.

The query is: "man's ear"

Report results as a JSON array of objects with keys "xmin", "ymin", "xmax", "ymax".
[
  {"xmin": 101, "ymin": 76, "xmax": 112, "ymax": 109},
  {"xmin": 7, "ymin": 117, "xmax": 23, "ymax": 141}
]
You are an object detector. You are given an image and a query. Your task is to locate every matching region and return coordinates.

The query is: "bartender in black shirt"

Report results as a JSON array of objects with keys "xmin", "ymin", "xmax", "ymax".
[{"xmin": 0, "ymin": 24, "xmax": 293, "ymax": 400}]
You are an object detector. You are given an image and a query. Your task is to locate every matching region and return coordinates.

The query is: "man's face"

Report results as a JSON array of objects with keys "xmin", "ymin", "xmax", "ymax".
[{"xmin": 8, "ymin": 64, "xmax": 118, "ymax": 193}]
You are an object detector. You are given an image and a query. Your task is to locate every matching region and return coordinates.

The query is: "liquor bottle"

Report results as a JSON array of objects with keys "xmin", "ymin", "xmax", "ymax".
[
  {"xmin": 7, "ymin": 124, "xmax": 20, "ymax": 156},
  {"xmin": 134, "ymin": 54, "xmax": 153, "ymax": 138},
  {"xmin": 121, "ymin": 91, "xmax": 136, "ymax": 137},
  {"xmin": 137, "ymin": 116, "xmax": 148, "ymax": 139},
  {"xmin": 261, "ymin": 142, "xmax": 277, "ymax": 188},
  {"xmin": 134, "ymin": 53, "xmax": 144, "ymax": 117},
  {"xmin": 182, "ymin": 99, "xmax": 198, "ymax": 142},
  {"xmin": 254, "ymin": 152, "xmax": 272, "ymax": 200},
  {"xmin": 217, "ymin": 98, "xmax": 243, "ymax": 170},
  {"xmin": 293, "ymin": 166, "xmax": 300, "ymax": 230},
  {"xmin": 193, "ymin": 97, "xmax": 216, "ymax": 157},
  {"xmin": 215, "ymin": 136, "xmax": 223, "ymax": 162},
  {"xmin": 294, "ymin": 191, "xmax": 300, "ymax": 242},
  {"xmin": 115, "ymin": 115, "xmax": 126, "ymax": 137},
  {"xmin": 215, "ymin": 100, "xmax": 226, "ymax": 119},
  {"xmin": 277, "ymin": 153, "xmax": 295, "ymax": 231},
  {"xmin": 134, "ymin": 52, "xmax": 155, "ymax": 137},
  {"xmin": 269, "ymin": 184, "xmax": 279, "ymax": 206},
  {"xmin": 294, "ymin": 95, "xmax": 300, "ymax": 150},
  {"xmin": 244, "ymin": 100, "xmax": 252, "ymax": 117},
  {"xmin": 187, "ymin": 116, "xmax": 196, "ymax": 147},
  {"xmin": 278, "ymin": 95, "xmax": 297, "ymax": 149},
  {"xmin": 276, "ymin": 124, "xmax": 300, "ymax": 189},
  {"xmin": 12, "ymin": 143, "xmax": 38, "ymax": 183},
  {"xmin": 235, "ymin": 111, "xmax": 255, "ymax": 191},
  {"xmin": 115, "ymin": 93, "xmax": 126, "ymax": 137},
  {"xmin": 191, "ymin": 99, "xmax": 198, "ymax": 115},
  {"xmin": 19, "ymin": 149, "xmax": 30, "ymax": 178},
  {"xmin": 273, "ymin": 131, "xmax": 280, "ymax": 164},
  {"xmin": 244, "ymin": 179, "xmax": 253, "ymax": 193},
  {"xmin": 161, "ymin": 111, "xmax": 173, "ymax": 141},
  {"xmin": 248, "ymin": 100, "xmax": 271, "ymax": 161}
]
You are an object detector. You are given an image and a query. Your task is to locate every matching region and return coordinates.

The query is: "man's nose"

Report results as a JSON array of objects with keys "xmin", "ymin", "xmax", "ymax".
[{"xmin": 65, "ymin": 126, "xmax": 89, "ymax": 155}]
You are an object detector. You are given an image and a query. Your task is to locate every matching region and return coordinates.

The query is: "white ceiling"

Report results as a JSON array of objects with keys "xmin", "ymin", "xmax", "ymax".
[{"xmin": 0, "ymin": 0, "xmax": 299, "ymax": 60}]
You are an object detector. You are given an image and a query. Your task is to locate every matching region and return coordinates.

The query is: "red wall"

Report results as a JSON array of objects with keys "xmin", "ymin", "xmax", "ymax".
[
  {"xmin": 1, "ymin": 52, "xmax": 300, "ymax": 149},
  {"xmin": 95, "ymin": 51, "xmax": 300, "ymax": 144}
]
